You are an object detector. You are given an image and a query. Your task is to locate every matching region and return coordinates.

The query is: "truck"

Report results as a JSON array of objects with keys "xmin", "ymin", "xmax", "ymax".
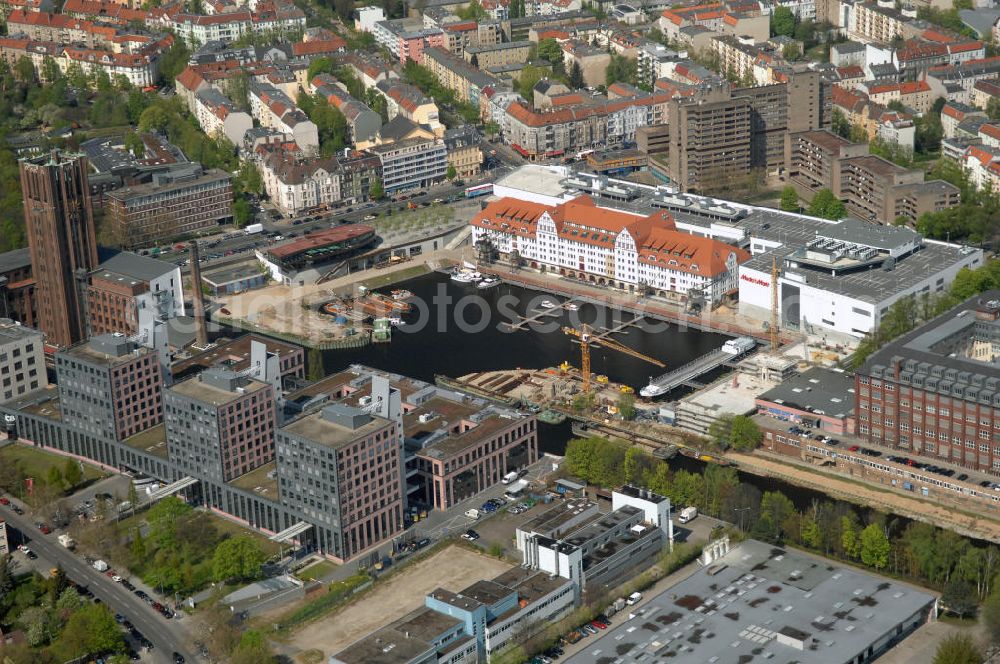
[
  {"xmin": 92, "ymin": 560, "xmax": 109, "ymax": 572},
  {"xmin": 244, "ymin": 223, "xmax": 264, "ymax": 235},
  {"xmin": 501, "ymin": 471, "xmax": 519, "ymax": 485},
  {"xmin": 678, "ymin": 506, "xmax": 698, "ymax": 524},
  {"xmin": 57, "ymin": 534, "xmax": 75, "ymax": 549}
]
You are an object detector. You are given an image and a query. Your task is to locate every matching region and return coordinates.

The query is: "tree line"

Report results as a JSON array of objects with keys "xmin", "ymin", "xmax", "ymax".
[{"xmin": 564, "ymin": 436, "xmax": 1000, "ymax": 614}]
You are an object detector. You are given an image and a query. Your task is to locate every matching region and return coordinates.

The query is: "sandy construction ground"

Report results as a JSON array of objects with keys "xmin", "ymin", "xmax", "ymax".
[{"xmin": 287, "ymin": 545, "xmax": 511, "ymax": 662}]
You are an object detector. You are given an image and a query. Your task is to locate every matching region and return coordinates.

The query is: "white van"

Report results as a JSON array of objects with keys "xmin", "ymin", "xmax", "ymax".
[
  {"xmin": 678, "ymin": 506, "xmax": 698, "ymax": 524},
  {"xmin": 465, "ymin": 508, "xmax": 480, "ymax": 520},
  {"xmin": 626, "ymin": 592, "xmax": 642, "ymax": 606},
  {"xmin": 501, "ymin": 471, "xmax": 519, "ymax": 485}
]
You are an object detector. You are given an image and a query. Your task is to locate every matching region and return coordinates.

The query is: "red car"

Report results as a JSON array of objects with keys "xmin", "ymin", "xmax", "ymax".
[
  {"xmin": 38, "ymin": 524, "xmax": 52, "ymax": 534},
  {"xmin": 848, "ymin": 445, "xmax": 859, "ymax": 452},
  {"xmin": 0, "ymin": 497, "xmax": 9, "ymax": 505},
  {"xmin": 591, "ymin": 620, "xmax": 608, "ymax": 630}
]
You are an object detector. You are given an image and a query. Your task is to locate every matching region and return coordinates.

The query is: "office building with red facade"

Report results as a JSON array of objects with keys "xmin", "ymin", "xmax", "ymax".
[{"xmin": 855, "ymin": 292, "xmax": 1000, "ymax": 475}]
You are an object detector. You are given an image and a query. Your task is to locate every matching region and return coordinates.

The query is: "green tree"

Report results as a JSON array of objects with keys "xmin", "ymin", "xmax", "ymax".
[
  {"xmin": 56, "ymin": 587, "xmax": 85, "ymax": 613},
  {"xmin": 307, "ymin": 56, "xmax": 335, "ymax": 81},
  {"xmin": 516, "ymin": 64, "xmax": 550, "ymax": 101},
  {"xmin": 60, "ymin": 604, "xmax": 125, "ymax": 658},
  {"xmin": 730, "ymin": 415, "xmax": 762, "ymax": 451},
  {"xmin": 808, "ymin": 188, "xmax": 847, "ymax": 220},
  {"xmin": 841, "ymin": 515, "xmax": 861, "ymax": 559},
  {"xmin": 369, "ymin": 177, "xmax": 384, "ymax": 201},
  {"xmin": 146, "ymin": 496, "xmax": 192, "ymax": 547},
  {"xmin": 932, "ymin": 634, "xmax": 982, "ymax": 664},
  {"xmin": 860, "ymin": 523, "xmax": 890, "ymax": 569},
  {"xmin": 62, "ymin": 459, "xmax": 83, "ymax": 489},
  {"xmin": 15, "ymin": 56, "xmax": 35, "ymax": 83},
  {"xmin": 446, "ymin": 164, "xmax": 458, "ymax": 180},
  {"xmin": 623, "ymin": 447, "xmax": 645, "ymax": 484},
  {"xmin": 233, "ymin": 197, "xmax": 253, "ymax": 227},
  {"xmin": 212, "ymin": 537, "xmax": 266, "ymax": 582},
  {"xmin": 18, "ymin": 606, "xmax": 49, "ymax": 647},
  {"xmin": 131, "ymin": 528, "xmax": 147, "ymax": 561},
  {"xmin": 307, "ymin": 347, "xmax": 325, "ymax": 381},
  {"xmin": 982, "ymin": 591, "xmax": 1000, "ymax": 644},
  {"xmin": 41, "ymin": 56, "xmax": 60, "ymax": 83},
  {"xmin": 617, "ymin": 392, "xmax": 636, "ymax": 420},
  {"xmin": 537, "ymin": 38, "xmax": 563, "ymax": 65},
  {"xmin": 988, "ymin": 96, "xmax": 1000, "ymax": 121},
  {"xmin": 569, "ymin": 61, "xmax": 585, "ymax": 89},
  {"xmin": 780, "ymin": 185, "xmax": 799, "ymax": 212},
  {"xmin": 940, "ymin": 580, "xmax": 977, "ymax": 618},
  {"xmin": 0, "ymin": 554, "xmax": 12, "ymax": 601},
  {"xmin": 157, "ymin": 40, "xmax": 192, "ymax": 83},
  {"xmin": 771, "ymin": 6, "xmax": 796, "ymax": 37},
  {"xmin": 46, "ymin": 466, "xmax": 64, "ymax": 491},
  {"xmin": 758, "ymin": 491, "xmax": 795, "ymax": 543}
]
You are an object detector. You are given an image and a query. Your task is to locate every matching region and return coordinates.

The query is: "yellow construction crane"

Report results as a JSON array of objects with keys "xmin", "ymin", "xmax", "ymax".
[{"xmin": 562, "ymin": 324, "xmax": 665, "ymax": 393}]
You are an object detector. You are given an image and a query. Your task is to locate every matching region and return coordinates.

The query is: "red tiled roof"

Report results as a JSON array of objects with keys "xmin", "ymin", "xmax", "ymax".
[{"xmin": 472, "ymin": 196, "xmax": 748, "ymax": 277}]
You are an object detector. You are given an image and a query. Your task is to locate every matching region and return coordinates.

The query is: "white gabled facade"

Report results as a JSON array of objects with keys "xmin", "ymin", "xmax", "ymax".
[{"xmin": 471, "ymin": 196, "xmax": 750, "ymax": 304}]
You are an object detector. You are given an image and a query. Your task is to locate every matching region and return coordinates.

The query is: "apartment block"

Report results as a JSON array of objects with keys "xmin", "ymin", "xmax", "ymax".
[
  {"xmin": 106, "ymin": 168, "xmax": 233, "ymax": 248},
  {"xmin": 310, "ymin": 74, "xmax": 382, "ymax": 145},
  {"xmin": 194, "ymin": 88, "xmax": 254, "ymax": 147},
  {"xmin": 248, "ymin": 80, "xmax": 319, "ymax": 155},
  {"xmin": 277, "ymin": 403, "xmax": 404, "ymax": 561},
  {"xmin": 375, "ymin": 79, "xmax": 444, "ymax": 136},
  {"xmin": 256, "ymin": 147, "xmax": 382, "ymax": 216},
  {"xmin": 444, "ymin": 126, "xmax": 483, "ymax": 179},
  {"xmin": 463, "ymin": 40, "xmax": 530, "ymax": 68},
  {"xmin": 369, "ymin": 137, "xmax": 448, "ymax": 193},
  {"xmin": 504, "ymin": 91, "xmax": 669, "ymax": 161},
  {"xmin": 0, "ymin": 319, "xmax": 46, "ymax": 403},
  {"xmin": 56, "ymin": 334, "xmax": 164, "ymax": 441},
  {"xmin": 165, "ymin": 368, "xmax": 276, "ymax": 483},
  {"xmin": 666, "ymin": 90, "xmax": 752, "ymax": 193},
  {"xmin": 786, "ymin": 129, "xmax": 960, "ymax": 223},
  {"xmin": 420, "ymin": 46, "xmax": 495, "ymax": 110}
]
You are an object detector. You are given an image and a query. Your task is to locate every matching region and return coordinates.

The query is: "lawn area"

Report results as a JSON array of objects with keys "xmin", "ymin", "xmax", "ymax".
[
  {"xmin": 0, "ymin": 443, "xmax": 104, "ymax": 491},
  {"xmin": 295, "ymin": 560, "xmax": 339, "ymax": 582},
  {"xmin": 209, "ymin": 513, "xmax": 282, "ymax": 558}
]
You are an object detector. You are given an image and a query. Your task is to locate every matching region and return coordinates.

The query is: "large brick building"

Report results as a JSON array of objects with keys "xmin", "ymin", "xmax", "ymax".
[
  {"xmin": 86, "ymin": 252, "xmax": 184, "ymax": 337},
  {"xmin": 105, "ymin": 167, "xmax": 233, "ymax": 248},
  {"xmin": 19, "ymin": 151, "xmax": 99, "ymax": 347},
  {"xmin": 0, "ymin": 249, "xmax": 36, "ymax": 328},
  {"xmin": 856, "ymin": 293, "xmax": 1000, "ymax": 475}
]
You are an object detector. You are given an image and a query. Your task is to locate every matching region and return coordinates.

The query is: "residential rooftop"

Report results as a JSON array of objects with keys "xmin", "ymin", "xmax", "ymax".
[{"xmin": 281, "ymin": 404, "xmax": 392, "ymax": 449}]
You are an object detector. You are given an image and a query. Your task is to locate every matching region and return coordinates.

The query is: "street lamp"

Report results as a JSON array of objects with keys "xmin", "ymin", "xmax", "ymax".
[{"xmin": 733, "ymin": 507, "xmax": 750, "ymax": 532}]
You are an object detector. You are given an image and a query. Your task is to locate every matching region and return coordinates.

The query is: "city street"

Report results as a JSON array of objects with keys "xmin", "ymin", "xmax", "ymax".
[
  {"xmin": 1, "ymin": 498, "xmax": 198, "ymax": 664},
  {"xmin": 162, "ymin": 164, "xmax": 513, "ymax": 279}
]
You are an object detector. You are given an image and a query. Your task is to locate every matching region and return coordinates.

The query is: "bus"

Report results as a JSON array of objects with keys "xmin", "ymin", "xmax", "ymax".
[{"xmin": 465, "ymin": 183, "xmax": 493, "ymax": 198}]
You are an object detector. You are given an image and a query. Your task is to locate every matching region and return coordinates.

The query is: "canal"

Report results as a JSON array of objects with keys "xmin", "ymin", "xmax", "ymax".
[
  {"xmin": 314, "ymin": 271, "xmax": 992, "ymax": 546},
  {"xmin": 320, "ymin": 270, "xmax": 731, "ymax": 395}
]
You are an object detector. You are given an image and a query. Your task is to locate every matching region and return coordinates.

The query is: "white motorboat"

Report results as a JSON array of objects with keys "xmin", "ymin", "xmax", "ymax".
[
  {"xmin": 640, "ymin": 381, "xmax": 668, "ymax": 398},
  {"xmin": 566, "ymin": 303, "xmax": 580, "ymax": 311},
  {"xmin": 389, "ymin": 317, "xmax": 405, "ymax": 327},
  {"xmin": 540, "ymin": 299, "xmax": 557, "ymax": 309},
  {"xmin": 477, "ymin": 276, "xmax": 500, "ymax": 289},
  {"xmin": 451, "ymin": 268, "xmax": 475, "ymax": 283}
]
